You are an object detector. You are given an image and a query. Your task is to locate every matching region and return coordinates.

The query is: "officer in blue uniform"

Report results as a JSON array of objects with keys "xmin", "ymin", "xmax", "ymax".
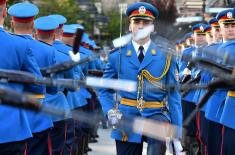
[
  {"xmin": 68, "ymin": 24, "xmax": 98, "ymax": 153},
  {"xmin": 190, "ymin": 23, "xmax": 209, "ymax": 155},
  {"xmin": 34, "ymin": 16, "xmax": 74, "ymax": 155},
  {"xmin": 204, "ymin": 17, "xmax": 224, "ymax": 155},
  {"xmin": 99, "ymin": 2, "xmax": 182, "ymax": 155},
  {"xmin": 217, "ymin": 8, "xmax": 235, "ymax": 155},
  {"xmin": 179, "ymin": 32, "xmax": 200, "ymax": 155},
  {"xmin": 0, "ymin": 0, "xmax": 45, "ymax": 154},
  {"xmin": 85, "ymin": 38, "xmax": 104, "ymax": 144},
  {"xmin": 192, "ymin": 24, "xmax": 215, "ymax": 155},
  {"xmin": 61, "ymin": 24, "xmax": 91, "ymax": 154},
  {"xmin": 8, "ymin": 2, "xmax": 56, "ymax": 155},
  {"xmin": 49, "ymin": 15, "xmax": 76, "ymax": 155},
  {"xmin": 49, "ymin": 18, "xmax": 85, "ymax": 155}
]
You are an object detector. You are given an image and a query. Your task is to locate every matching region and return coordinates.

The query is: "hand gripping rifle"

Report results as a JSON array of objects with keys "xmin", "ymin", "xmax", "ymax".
[
  {"xmin": 183, "ymin": 58, "xmax": 235, "ymax": 127},
  {"xmin": 40, "ymin": 28, "xmax": 101, "ymax": 76}
]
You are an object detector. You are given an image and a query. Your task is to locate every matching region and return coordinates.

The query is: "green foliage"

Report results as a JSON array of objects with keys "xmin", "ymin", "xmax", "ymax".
[
  {"xmin": 106, "ymin": 11, "xmax": 128, "ymax": 40},
  {"xmin": 38, "ymin": 0, "xmax": 81, "ymax": 23},
  {"xmin": 4, "ymin": 0, "xmax": 93, "ymax": 32}
]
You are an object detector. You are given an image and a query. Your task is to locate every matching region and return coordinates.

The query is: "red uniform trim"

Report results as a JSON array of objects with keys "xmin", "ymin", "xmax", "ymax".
[{"xmin": 12, "ymin": 16, "xmax": 34, "ymax": 23}]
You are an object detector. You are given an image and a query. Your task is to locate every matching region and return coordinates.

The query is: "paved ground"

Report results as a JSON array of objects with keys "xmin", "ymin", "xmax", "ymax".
[{"xmin": 89, "ymin": 128, "xmax": 185, "ymax": 155}]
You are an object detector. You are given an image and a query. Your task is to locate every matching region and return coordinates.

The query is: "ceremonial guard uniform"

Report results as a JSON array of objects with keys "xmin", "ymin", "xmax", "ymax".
[
  {"xmin": 217, "ymin": 8, "xmax": 235, "ymax": 155},
  {"xmin": 8, "ymin": 3, "xmax": 57, "ymax": 155},
  {"xmin": 61, "ymin": 24, "xmax": 92, "ymax": 154},
  {"xmin": 51, "ymin": 21, "xmax": 86, "ymax": 155},
  {"xmin": 34, "ymin": 16, "xmax": 74, "ymax": 155},
  {"xmin": 0, "ymin": 0, "xmax": 44, "ymax": 154},
  {"xmin": 204, "ymin": 18, "xmax": 224, "ymax": 155},
  {"xmin": 99, "ymin": 2, "xmax": 182, "ymax": 155}
]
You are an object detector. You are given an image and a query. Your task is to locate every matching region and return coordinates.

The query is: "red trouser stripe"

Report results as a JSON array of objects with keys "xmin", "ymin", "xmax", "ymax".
[
  {"xmin": 61, "ymin": 121, "xmax": 67, "ymax": 155},
  {"xmin": 196, "ymin": 112, "xmax": 203, "ymax": 144},
  {"xmin": 220, "ymin": 126, "xmax": 225, "ymax": 155},
  {"xmin": 48, "ymin": 134, "xmax": 52, "ymax": 155},
  {"xmin": 24, "ymin": 142, "xmax": 27, "ymax": 155}
]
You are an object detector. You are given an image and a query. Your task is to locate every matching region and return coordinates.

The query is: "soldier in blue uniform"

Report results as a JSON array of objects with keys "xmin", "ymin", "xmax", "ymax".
[
  {"xmin": 0, "ymin": 0, "xmax": 45, "ymax": 154},
  {"xmin": 204, "ymin": 17, "xmax": 224, "ymax": 155},
  {"xmin": 179, "ymin": 32, "xmax": 201, "ymax": 155},
  {"xmin": 34, "ymin": 16, "xmax": 74, "ymax": 155},
  {"xmin": 192, "ymin": 24, "xmax": 215, "ymax": 155},
  {"xmin": 190, "ymin": 23, "xmax": 209, "ymax": 155},
  {"xmin": 50, "ymin": 19, "xmax": 87, "ymax": 155},
  {"xmin": 48, "ymin": 15, "xmax": 78, "ymax": 155},
  {"xmin": 216, "ymin": 8, "xmax": 235, "ymax": 155},
  {"xmin": 68, "ymin": 25, "xmax": 98, "ymax": 153},
  {"xmin": 8, "ymin": 2, "xmax": 56, "ymax": 155},
  {"xmin": 99, "ymin": 2, "xmax": 182, "ymax": 155},
  {"xmin": 61, "ymin": 24, "xmax": 92, "ymax": 155}
]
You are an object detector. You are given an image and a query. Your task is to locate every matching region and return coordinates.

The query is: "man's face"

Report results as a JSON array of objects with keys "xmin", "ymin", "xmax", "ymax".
[
  {"xmin": 220, "ymin": 23, "xmax": 235, "ymax": 41},
  {"xmin": 206, "ymin": 33, "xmax": 213, "ymax": 44},
  {"xmin": 211, "ymin": 27, "xmax": 222, "ymax": 42},
  {"xmin": 129, "ymin": 19, "xmax": 153, "ymax": 36},
  {"xmin": 186, "ymin": 38, "xmax": 194, "ymax": 46},
  {"xmin": 194, "ymin": 33, "xmax": 206, "ymax": 45}
]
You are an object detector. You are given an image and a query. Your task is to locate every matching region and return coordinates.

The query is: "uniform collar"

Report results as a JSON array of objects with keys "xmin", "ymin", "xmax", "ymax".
[
  {"xmin": 0, "ymin": 25, "xmax": 3, "ymax": 31},
  {"xmin": 21, "ymin": 34, "xmax": 32, "ymax": 37},
  {"xmin": 132, "ymin": 39, "xmax": 151, "ymax": 56}
]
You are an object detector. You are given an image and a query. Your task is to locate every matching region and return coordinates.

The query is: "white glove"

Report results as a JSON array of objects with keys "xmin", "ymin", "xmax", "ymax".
[
  {"xmin": 182, "ymin": 68, "xmax": 191, "ymax": 75},
  {"xmin": 165, "ymin": 138, "xmax": 183, "ymax": 155},
  {"xmin": 69, "ymin": 51, "xmax": 80, "ymax": 62},
  {"xmin": 107, "ymin": 109, "xmax": 122, "ymax": 127}
]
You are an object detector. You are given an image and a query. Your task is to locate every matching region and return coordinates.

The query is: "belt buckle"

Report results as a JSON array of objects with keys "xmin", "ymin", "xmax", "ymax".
[{"xmin": 137, "ymin": 98, "xmax": 145, "ymax": 111}]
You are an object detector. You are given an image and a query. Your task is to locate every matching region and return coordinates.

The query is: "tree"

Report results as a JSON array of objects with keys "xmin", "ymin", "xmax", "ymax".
[
  {"xmin": 139, "ymin": 0, "xmax": 179, "ymax": 40},
  {"xmin": 38, "ymin": 0, "xmax": 81, "ymax": 23},
  {"xmin": 105, "ymin": 11, "xmax": 128, "ymax": 40},
  {"xmin": 140, "ymin": 0, "xmax": 178, "ymax": 23}
]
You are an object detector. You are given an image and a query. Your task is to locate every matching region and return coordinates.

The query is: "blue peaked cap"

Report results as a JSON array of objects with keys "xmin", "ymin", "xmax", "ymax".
[
  {"xmin": 71, "ymin": 24, "xmax": 84, "ymax": 30},
  {"xmin": 48, "ymin": 14, "xmax": 67, "ymax": 25},
  {"xmin": 8, "ymin": 2, "xmax": 39, "ymax": 18},
  {"xmin": 63, "ymin": 24, "xmax": 77, "ymax": 34},
  {"xmin": 34, "ymin": 16, "xmax": 59, "ymax": 30},
  {"xmin": 126, "ymin": 2, "xmax": 159, "ymax": 20}
]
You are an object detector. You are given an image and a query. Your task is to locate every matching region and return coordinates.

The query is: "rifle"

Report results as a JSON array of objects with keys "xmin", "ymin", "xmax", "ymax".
[
  {"xmin": 183, "ymin": 79, "xmax": 234, "ymax": 127},
  {"xmin": 88, "ymin": 70, "xmax": 103, "ymax": 77},
  {"xmin": 0, "ymin": 69, "xmax": 137, "ymax": 92},
  {"xmin": 181, "ymin": 73, "xmax": 201, "ymax": 97},
  {"xmin": 73, "ymin": 28, "xmax": 84, "ymax": 55},
  {"xmin": 0, "ymin": 86, "xmax": 180, "ymax": 142},
  {"xmin": 192, "ymin": 57, "xmax": 233, "ymax": 74},
  {"xmin": 41, "ymin": 24, "xmax": 156, "ymax": 76}
]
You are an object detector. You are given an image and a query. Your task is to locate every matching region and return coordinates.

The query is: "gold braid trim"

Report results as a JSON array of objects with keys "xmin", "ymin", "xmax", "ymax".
[
  {"xmin": 121, "ymin": 130, "xmax": 128, "ymax": 142},
  {"xmin": 140, "ymin": 54, "xmax": 172, "ymax": 83}
]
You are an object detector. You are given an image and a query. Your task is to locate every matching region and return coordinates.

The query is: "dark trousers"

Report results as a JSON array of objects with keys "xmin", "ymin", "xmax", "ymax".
[
  {"xmin": 64, "ymin": 119, "xmax": 77, "ymax": 155},
  {"xmin": 0, "ymin": 140, "xmax": 27, "ymax": 155},
  {"xmin": 116, "ymin": 114, "xmax": 167, "ymax": 155},
  {"xmin": 27, "ymin": 129, "xmax": 51, "ymax": 155},
  {"xmin": 182, "ymin": 101, "xmax": 200, "ymax": 155},
  {"xmin": 196, "ymin": 111, "xmax": 208, "ymax": 155},
  {"xmin": 207, "ymin": 120, "xmax": 222, "ymax": 155},
  {"xmin": 222, "ymin": 126, "xmax": 235, "ymax": 155},
  {"xmin": 182, "ymin": 101, "xmax": 197, "ymax": 136},
  {"xmin": 50, "ymin": 120, "xmax": 66, "ymax": 155},
  {"xmin": 73, "ymin": 106, "xmax": 88, "ymax": 155}
]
